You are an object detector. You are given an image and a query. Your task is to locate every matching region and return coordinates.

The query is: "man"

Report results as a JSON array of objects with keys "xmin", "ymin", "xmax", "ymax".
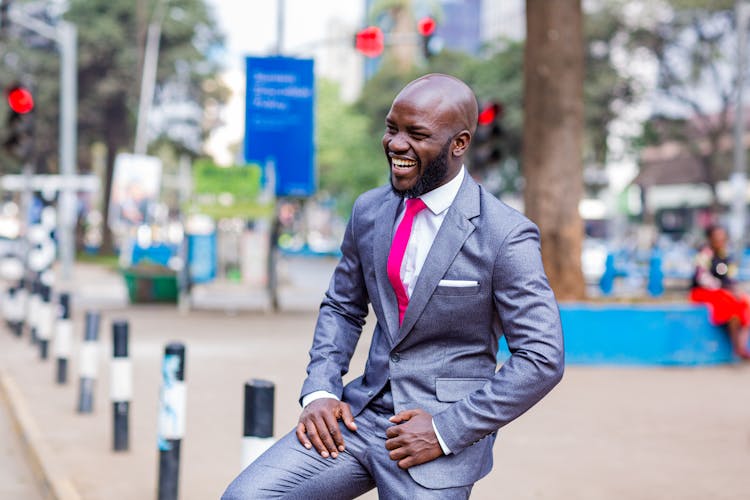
[{"xmin": 223, "ymin": 74, "xmax": 564, "ymax": 499}]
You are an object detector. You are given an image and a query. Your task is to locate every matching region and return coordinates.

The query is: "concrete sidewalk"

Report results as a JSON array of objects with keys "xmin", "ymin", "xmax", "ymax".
[
  {"xmin": 0, "ymin": 377, "xmax": 45, "ymax": 500},
  {"xmin": 1, "ymin": 262, "xmax": 749, "ymax": 499}
]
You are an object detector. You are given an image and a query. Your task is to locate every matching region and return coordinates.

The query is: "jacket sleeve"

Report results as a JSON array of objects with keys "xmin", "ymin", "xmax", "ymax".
[
  {"xmin": 432, "ymin": 220, "xmax": 564, "ymax": 453},
  {"xmin": 299, "ymin": 199, "xmax": 370, "ymax": 404}
]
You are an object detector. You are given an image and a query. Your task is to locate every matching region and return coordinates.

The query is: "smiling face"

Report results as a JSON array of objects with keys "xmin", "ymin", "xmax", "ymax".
[{"xmin": 382, "ymin": 75, "xmax": 476, "ymax": 198}]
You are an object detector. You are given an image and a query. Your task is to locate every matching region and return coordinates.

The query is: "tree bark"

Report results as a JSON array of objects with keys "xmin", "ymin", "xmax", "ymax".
[
  {"xmin": 99, "ymin": 98, "xmax": 129, "ymax": 255},
  {"xmin": 523, "ymin": 0, "xmax": 586, "ymax": 300}
]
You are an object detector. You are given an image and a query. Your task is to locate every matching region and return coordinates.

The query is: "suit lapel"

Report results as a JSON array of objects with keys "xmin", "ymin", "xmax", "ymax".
[
  {"xmin": 396, "ymin": 175, "xmax": 481, "ymax": 345},
  {"xmin": 373, "ymin": 191, "xmax": 402, "ymax": 342}
]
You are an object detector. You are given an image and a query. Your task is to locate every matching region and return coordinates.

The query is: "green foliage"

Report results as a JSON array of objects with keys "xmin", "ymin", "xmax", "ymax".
[
  {"xmin": 583, "ymin": 2, "xmax": 637, "ymax": 166},
  {"xmin": 189, "ymin": 159, "xmax": 271, "ymax": 219},
  {"xmin": 192, "ymin": 158, "xmax": 262, "ymax": 198},
  {"xmin": 317, "ymin": 79, "xmax": 387, "ymax": 214},
  {"xmin": 0, "ymin": 0, "xmax": 226, "ymax": 177},
  {"xmin": 628, "ymin": 0, "xmax": 737, "ymax": 195}
]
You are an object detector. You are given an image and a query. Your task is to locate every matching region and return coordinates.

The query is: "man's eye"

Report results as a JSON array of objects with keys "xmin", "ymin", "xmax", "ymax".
[{"xmin": 386, "ymin": 125, "xmax": 397, "ymax": 133}]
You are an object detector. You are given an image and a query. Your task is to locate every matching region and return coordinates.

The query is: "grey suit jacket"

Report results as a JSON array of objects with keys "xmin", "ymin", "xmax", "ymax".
[{"xmin": 301, "ymin": 174, "xmax": 564, "ymax": 489}]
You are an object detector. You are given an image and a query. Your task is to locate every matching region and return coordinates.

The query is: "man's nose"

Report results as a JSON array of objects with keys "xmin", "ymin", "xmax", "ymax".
[{"xmin": 388, "ymin": 134, "xmax": 409, "ymax": 153}]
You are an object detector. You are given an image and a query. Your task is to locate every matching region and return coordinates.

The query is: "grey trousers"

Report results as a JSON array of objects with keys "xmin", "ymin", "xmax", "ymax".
[{"xmin": 221, "ymin": 404, "xmax": 473, "ymax": 499}]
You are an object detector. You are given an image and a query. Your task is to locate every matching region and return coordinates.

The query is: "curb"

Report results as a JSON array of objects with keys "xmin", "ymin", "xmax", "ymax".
[{"xmin": 0, "ymin": 369, "xmax": 83, "ymax": 500}]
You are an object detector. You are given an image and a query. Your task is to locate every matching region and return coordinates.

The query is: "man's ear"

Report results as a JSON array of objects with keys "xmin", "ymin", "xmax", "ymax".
[{"xmin": 452, "ymin": 130, "xmax": 471, "ymax": 157}]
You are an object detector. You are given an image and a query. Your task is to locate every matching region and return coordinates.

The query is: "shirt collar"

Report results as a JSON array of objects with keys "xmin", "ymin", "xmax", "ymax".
[{"xmin": 418, "ymin": 166, "xmax": 465, "ymax": 216}]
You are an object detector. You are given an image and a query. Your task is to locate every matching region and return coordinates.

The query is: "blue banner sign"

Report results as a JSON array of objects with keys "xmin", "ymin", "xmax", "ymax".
[{"xmin": 244, "ymin": 56, "xmax": 315, "ymax": 197}]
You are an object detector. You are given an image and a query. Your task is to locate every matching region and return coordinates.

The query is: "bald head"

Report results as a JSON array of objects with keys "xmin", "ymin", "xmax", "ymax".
[
  {"xmin": 382, "ymin": 74, "xmax": 477, "ymax": 197},
  {"xmin": 395, "ymin": 73, "xmax": 478, "ymax": 135}
]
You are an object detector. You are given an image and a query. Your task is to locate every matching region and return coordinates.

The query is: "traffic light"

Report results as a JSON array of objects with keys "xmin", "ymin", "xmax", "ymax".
[
  {"xmin": 3, "ymin": 84, "xmax": 35, "ymax": 160},
  {"xmin": 355, "ymin": 26, "xmax": 384, "ymax": 58},
  {"xmin": 417, "ymin": 16, "xmax": 436, "ymax": 59},
  {"xmin": 470, "ymin": 101, "xmax": 505, "ymax": 172}
]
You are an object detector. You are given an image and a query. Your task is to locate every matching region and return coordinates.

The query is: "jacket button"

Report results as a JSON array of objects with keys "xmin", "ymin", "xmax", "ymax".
[
  {"xmin": 367, "ymin": 390, "xmax": 374, "ymax": 397},
  {"xmin": 390, "ymin": 353, "xmax": 400, "ymax": 363}
]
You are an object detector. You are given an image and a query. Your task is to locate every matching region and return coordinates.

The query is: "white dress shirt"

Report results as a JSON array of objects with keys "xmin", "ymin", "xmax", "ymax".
[{"xmin": 303, "ymin": 167, "xmax": 466, "ymax": 456}]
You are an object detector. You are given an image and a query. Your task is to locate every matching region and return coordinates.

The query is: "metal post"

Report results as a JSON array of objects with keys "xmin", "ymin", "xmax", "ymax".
[
  {"xmin": 58, "ymin": 21, "xmax": 77, "ymax": 281},
  {"xmin": 54, "ymin": 293, "xmax": 72, "ymax": 384},
  {"xmin": 77, "ymin": 311, "xmax": 100, "ymax": 413},
  {"xmin": 177, "ymin": 155, "xmax": 192, "ymax": 314},
  {"xmin": 241, "ymin": 379, "xmax": 275, "ymax": 469},
  {"xmin": 134, "ymin": 20, "xmax": 161, "ymax": 155},
  {"xmin": 111, "ymin": 320, "xmax": 131, "ymax": 451},
  {"xmin": 37, "ymin": 283, "xmax": 53, "ymax": 359},
  {"xmin": 276, "ymin": 0, "xmax": 285, "ymax": 55},
  {"xmin": 157, "ymin": 343, "xmax": 186, "ymax": 500}
]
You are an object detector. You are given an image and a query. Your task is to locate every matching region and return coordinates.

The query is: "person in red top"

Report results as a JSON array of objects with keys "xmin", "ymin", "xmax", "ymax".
[{"xmin": 689, "ymin": 225, "xmax": 750, "ymax": 360}]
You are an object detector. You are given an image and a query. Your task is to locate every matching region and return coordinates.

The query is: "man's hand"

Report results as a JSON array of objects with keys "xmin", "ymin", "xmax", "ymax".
[
  {"xmin": 296, "ymin": 398, "xmax": 357, "ymax": 459},
  {"xmin": 385, "ymin": 409, "xmax": 444, "ymax": 469}
]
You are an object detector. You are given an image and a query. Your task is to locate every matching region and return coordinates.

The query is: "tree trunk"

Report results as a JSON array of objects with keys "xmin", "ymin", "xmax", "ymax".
[
  {"xmin": 99, "ymin": 98, "xmax": 129, "ymax": 255},
  {"xmin": 523, "ymin": 0, "xmax": 586, "ymax": 301}
]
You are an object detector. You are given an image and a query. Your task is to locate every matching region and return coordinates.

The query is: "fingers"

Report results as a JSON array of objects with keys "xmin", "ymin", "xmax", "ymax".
[
  {"xmin": 304, "ymin": 418, "xmax": 330, "ymax": 458},
  {"xmin": 296, "ymin": 422, "xmax": 312, "ymax": 450},
  {"xmin": 385, "ymin": 424, "xmax": 400, "ymax": 439},
  {"xmin": 322, "ymin": 413, "xmax": 346, "ymax": 453},
  {"xmin": 389, "ymin": 409, "xmax": 418, "ymax": 423},
  {"xmin": 312, "ymin": 415, "xmax": 340, "ymax": 458},
  {"xmin": 339, "ymin": 403, "xmax": 357, "ymax": 431},
  {"xmin": 297, "ymin": 400, "xmax": 357, "ymax": 459}
]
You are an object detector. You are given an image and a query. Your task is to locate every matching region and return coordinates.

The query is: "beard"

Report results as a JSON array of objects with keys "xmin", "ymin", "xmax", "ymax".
[{"xmin": 390, "ymin": 138, "xmax": 451, "ymax": 199}]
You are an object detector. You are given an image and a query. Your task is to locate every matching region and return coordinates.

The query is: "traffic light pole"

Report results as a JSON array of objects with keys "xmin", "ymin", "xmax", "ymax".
[{"xmin": 8, "ymin": 6, "xmax": 78, "ymax": 280}]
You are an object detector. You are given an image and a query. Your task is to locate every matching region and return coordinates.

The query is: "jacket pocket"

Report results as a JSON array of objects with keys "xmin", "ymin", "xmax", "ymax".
[
  {"xmin": 433, "ymin": 283, "xmax": 481, "ymax": 296},
  {"xmin": 435, "ymin": 377, "xmax": 489, "ymax": 402}
]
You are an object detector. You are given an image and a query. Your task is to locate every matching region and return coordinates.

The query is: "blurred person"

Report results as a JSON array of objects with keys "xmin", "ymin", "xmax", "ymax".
[
  {"xmin": 223, "ymin": 74, "xmax": 564, "ymax": 499},
  {"xmin": 689, "ymin": 225, "xmax": 750, "ymax": 360}
]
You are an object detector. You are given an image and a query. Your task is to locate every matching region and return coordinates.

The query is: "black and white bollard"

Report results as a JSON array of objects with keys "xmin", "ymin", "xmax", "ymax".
[
  {"xmin": 2, "ymin": 286, "xmax": 11, "ymax": 330},
  {"xmin": 77, "ymin": 311, "xmax": 100, "ymax": 414},
  {"xmin": 27, "ymin": 277, "xmax": 41, "ymax": 344},
  {"xmin": 53, "ymin": 293, "xmax": 73, "ymax": 384},
  {"xmin": 6, "ymin": 286, "xmax": 24, "ymax": 337},
  {"xmin": 111, "ymin": 320, "xmax": 131, "ymax": 452},
  {"xmin": 157, "ymin": 343, "xmax": 186, "ymax": 500},
  {"xmin": 37, "ymin": 284, "xmax": 54, "ymax": 360},
  {"xmin": 14, "ymin": 278, "xmax": 27, "ymax": 337},
  {"xmin": 241, "ymin": 379, "xmax": 275, "ymax": 469}
]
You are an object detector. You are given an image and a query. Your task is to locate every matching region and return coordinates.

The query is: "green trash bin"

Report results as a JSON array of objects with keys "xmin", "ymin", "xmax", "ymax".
[{"xmin": 122, "ymin": 267, "xmax": 178, "ymax": 303}]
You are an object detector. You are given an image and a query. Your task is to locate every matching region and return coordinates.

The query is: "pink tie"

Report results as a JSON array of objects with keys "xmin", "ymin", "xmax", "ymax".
[{"xmin": 387, "ymin": 198, "xmax": 427, "ymax": 325}]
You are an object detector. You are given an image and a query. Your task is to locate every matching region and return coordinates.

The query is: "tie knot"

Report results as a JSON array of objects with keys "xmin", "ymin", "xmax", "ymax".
[{"xmin": 405, "ymin": 197, "xmax": 427, "ymax": 215}]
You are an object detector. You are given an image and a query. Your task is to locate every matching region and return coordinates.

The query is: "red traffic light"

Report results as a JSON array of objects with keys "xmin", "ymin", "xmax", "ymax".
[
  {"xmin": 417, "ymin": 17, "xmax": 436, "ymax": 37},
  {"xmin": 7, "ymin": 86, "xmax": 34, "ymax": 114},
  {"xmin": 355, "ymin": 26, "xmax": 384, "ymax": 58},
  {"xmin": 478, "ymin": 102, "xmax": 503, "ymax": 126}
]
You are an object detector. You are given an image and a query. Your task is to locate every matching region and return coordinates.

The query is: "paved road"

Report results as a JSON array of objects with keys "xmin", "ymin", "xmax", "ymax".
[
  {"xmin": 0, "ymin": 387, "xmax": 44, "ymax": 500},
  {"xmin": 1, "ymin": 262, "xmax": 749, "ymax": 499}
]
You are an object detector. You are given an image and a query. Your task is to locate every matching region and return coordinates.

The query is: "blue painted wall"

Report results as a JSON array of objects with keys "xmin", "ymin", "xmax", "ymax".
[{"xmin": 498, "ymin": 304, "xmax": 735, "ymax": 366}]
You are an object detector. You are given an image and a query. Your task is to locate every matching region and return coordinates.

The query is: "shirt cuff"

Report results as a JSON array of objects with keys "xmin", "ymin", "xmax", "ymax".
[
  {"xmin": 301, "ymin": 390, "xmax": 339, "ymax": 408},
  {"xmin": 432, "ymin": 419, "xmax": 452, "ymax": 455}
]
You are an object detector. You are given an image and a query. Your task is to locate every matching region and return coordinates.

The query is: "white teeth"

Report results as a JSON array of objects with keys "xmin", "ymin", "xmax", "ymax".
[{"xmin": 392, "ymin": 158, "xmax": 416, "ymax": 167}]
